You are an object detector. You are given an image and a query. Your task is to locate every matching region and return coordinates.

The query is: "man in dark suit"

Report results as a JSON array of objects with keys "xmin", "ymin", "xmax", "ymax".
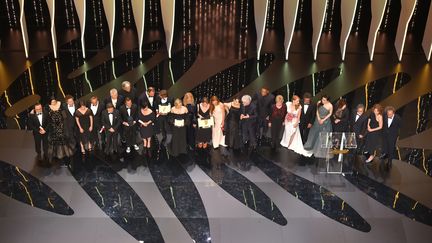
[
  {"xmin": 105, "ymin": 88, "xmax": 124, "ymax": 110},
  {"xmin": 62, "ymin": 94, "xmax": 78, "ymax": 148},
  {"xmin": 27, "ymin": 103, "xmax": 48, "ymax": 160},
  {"xmin": 350, "ymin": 104, "xmax": 368, "ymax": 154},
  {"xmin": 253, "ymin": 87, "xmax": 274, "ymax": 141},
  {"xmin": 138, "ymin": 86, "xmax": 157, "ymax": 111},
  {"xmin": 299, "ymin": 92, "xmax": 316, "ymax": 144},
  {"xmin": 101, "ymin": 103, "xmax": 121, "ymax": 155},
  {"xmin": 240, "ymin": 95, "xmax": 258, "ymax": 152},
  {"xmin": 88, "ymin": 96, "xmax": 105, "ymax": 150},
  {"xmin": 154, "ymin": 89, "xmax": 173, "ymax": 147},
  {"xmin": 381, "ymin": 106, "xmax": 402, "ymax": 167},
  {"xmin": 120, "ymin": 97, "xmax": 139, "ymax": 153}
]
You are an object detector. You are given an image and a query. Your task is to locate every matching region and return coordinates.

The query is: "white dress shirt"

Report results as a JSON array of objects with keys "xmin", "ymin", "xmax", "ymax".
[
  {"xmin": 109, "ymin": 113, "xmax": 113, "ymax": 125},
  {"xmin": 303, "ymin": 104, "xmax": 309, "ymax": 113},
  {"xmin": 90, "ymin": 103, "xmax": 99, "ymax": 115},
  {"xmin": 355, "ymin": 114, "xmax": 360, "ymax": 122},
  {"xmin": 68, "ymin": 106, "xmax": 75, "ymax": 116},
  {"xmin": 147, "ymin": 94, "xmax": 154, "ymax": 106},
  {"xmin": 387, "ymin": 117, "xmax": 393, "ymax": 128},
  {"xmin": 37, "ymin": 113, "xmax": 43, "ymax": 126},
  {"xmin": 112, "ymin": 99, "xmax": 117, "ymax": 108}
]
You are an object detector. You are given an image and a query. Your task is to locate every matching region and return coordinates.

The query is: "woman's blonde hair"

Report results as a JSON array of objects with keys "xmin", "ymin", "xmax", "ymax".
[
  {"xmin": 275, "ymin": 95, "xmax": 284, "ymax": 103},
  {"xmin": 183, "ymin": 92, "xmax": 195, "ymax": 106},
  {"xmin": 174, "ymin": 98, "xmax": 183, "ymax": 108}
]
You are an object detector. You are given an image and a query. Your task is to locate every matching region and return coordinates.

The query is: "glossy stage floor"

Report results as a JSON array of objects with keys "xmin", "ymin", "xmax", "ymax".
[{"xmin": 2, "ymin": 3, "xmax": 432, "ymax": 243}]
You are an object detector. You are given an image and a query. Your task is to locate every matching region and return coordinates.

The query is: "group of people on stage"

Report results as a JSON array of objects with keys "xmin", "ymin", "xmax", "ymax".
[{"xmin": 27, "ymin": 82, "xmax": 401, "ymax": 167}]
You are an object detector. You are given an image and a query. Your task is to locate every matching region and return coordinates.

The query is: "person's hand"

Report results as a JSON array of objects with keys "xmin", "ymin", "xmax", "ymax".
[
  {"xmin": 89, "ymin": 126, "xmax": 93, "ymax": 132},
  {"xmin": 245, "ymin": 114, "xmax": 250, "ymax": 119},
  {"xmin": 335, "ymin": 119, "xmax": 340, "ymax": 124},
  {"xmin": 240, "ymin": 114, "xmax": 244, "ymax": 120},
  {"xmin": 359, "ymin": 134, "xmax": 363, "ymax": 138},
  {"xmin": 307, "ymin": 123, "xmax": 312, "ymax": 128},
  {"xmin": 122, "ymin": 122, "xmax": 129, "ymax": 126},
  {"xmin": 268, "ymin": 123, "xmax": 272, "ymax": 128},
  {"xmin": 294, "ymin": 123, "xmax": 298, "ymax": 128},
  {"xmin": 318, "ymin": 119, "xmax": 324, "ymax": 125},
  {"xmin": 80, "ymin": 128, "xmax": 84, "ymax": 133},
  {"xmin": 109, "ymin": 128, "xmax": 115, "ymax": 133},
  {"xmin": 39, "ymin": 128, "xmax": 46, "ymax": 135}
]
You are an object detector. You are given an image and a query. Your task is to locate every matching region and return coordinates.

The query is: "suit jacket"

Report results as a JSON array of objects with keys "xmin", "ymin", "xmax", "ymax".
[
  {"xmin": 119, "ymin": 104, "xmax": 139, "ymax": 124},
  {"xmin": 138, "ymin": 92, "xmax": 157, "ymax": 111},
  {"xmin": 104, "ymin": 95, "xmax": 124, "ymax": 110},
  {"xmin": 119, "ymin": 88, "xmax": 138, "ymax": 103},
  {"xmin": 27, "ymin": 110, "xmax": 48, "ymax": 134},
  {"xmin": 240, "ymin": 103, "xmax": 257, "ymax": 125},
  {"xmin": 350, "ymin": 112, "xmax": 368, "ymax": 137},
  {"xmin": 101, "ymin": 109, "xmax": 121, "ymax": 131},
  {"xmin": 253, "ymin": 92, "xmax": 275, "ymax": 119},
  {"xmin": 383, "ymin": 114, "xmax": 402, "ymax": 141},
  {"xmin": 299, "ymin": 102, "xmax": 316, "ymax": 128},
  {"xmin": 87, "ymin": 101, "xmax": 105, "ymax": 129},
  {"xmin": 62, "ymin": 102, "xmax": 78, "ymax": 132}
]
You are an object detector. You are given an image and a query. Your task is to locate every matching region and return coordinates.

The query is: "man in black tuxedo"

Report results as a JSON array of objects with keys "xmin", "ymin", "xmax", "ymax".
[
  {"xmin": 101, "ymin": 103, "xmax": 121, "ymax": 155},
  {"xmin": 119, "ymin": 97, "xmax": 139, "ymax": 153},
  {"xmin": 240, "ymin": 95, "xmax": 258, "ymax": 152},
  {"xmin": 138, "ymin": 86, "xmax": 157, "ymax": 111},
  {"xmin": 299, "ymin": 92, "xmax": 316, "ymax": 144},
  {"xmin": 253, "ymin": 87, "xmax": 274, "ymax": 141},
  {"xmin": 105, "ymin": 88, "xmax": 124, "ymax": 110},
  {"xmin": 381, "ymin": 106, "xmax": 402, "ymax": 167},
  {"xmin": 62, "ymin": 94, "xmax": 78, "ymax": 148},
  {"xmin": 27, "ymin": 103, "xmax": 48, "ymax": 160},
  {"xmin": 350, "ymin": 104, "xmax": 368, "ymax": 154},
  {"xmin": 88, "ymin": 96, "xmax": 105, "ymax": 150},
  {"xmin": 154, "ymin": 89, "xmax": 173, "ymax": 147}
]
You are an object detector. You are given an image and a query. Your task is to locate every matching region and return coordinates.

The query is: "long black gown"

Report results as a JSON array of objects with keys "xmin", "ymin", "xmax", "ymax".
[
  {"xmin": 74, "ymin": 109, "xmax": 93, "ymax": 145},
  {"xmin": 364, "ymin": 113, "xmax": 382, "ymax": 154},
  {"xmin": 185, "ymin": 104, "xmax": 197, "ymax": 147},
  {"xmin": 138, "ymin": 111, "xmax": 155, "ymax": 139},
  {"xmin": 169, "ymin": 112, "xmax": 189, "ymax": 156},
  {"xmin": 225, "ymin": 106, "xmax": 242, "ymax": 149},
  {"xmin": 47, "ymin": 107, "xmax": 74, "ymax": 161},
  {"xmin": 195, "ymin": 105, "xmax": 212, "ymax": 143}
]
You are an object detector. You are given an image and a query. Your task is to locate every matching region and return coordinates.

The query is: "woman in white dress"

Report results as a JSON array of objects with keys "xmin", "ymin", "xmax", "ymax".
[
  {"xmin": 210, "ymin": 96, "xmax": 226, "ymax": 149},
  {"xmin": 280, "ymin": 95, "xmax": 312, "ymax": 157}
]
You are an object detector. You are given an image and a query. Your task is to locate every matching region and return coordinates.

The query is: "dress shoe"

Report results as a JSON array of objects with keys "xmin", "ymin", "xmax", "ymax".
[
  {"xmin": 126, "ymin": 147, "xmax": 131, "ymax": 153},
  {"xmin": 134, "ymin": 144, "xmax": 139, "ymax": 151}
]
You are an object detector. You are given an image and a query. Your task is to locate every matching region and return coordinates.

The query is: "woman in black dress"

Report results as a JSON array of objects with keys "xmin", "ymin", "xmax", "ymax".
[
  {"xmin": 269, "ymin": 95, "xmax": 287, "ymax": 149},
  {"xmin": 138, "ymin": 101, "xmax": 155, "ymax": 156},
  {"xmin": 196, "ymin": 97, "xmax": 212, "ymax": 149},
  {"xmin": 183, "ymin": 92, "xmax": 197, "ymax": 150},
  {"xmin": 168, "ymin": 99, "xmax": 189, "ymax": 156},
  {"xmin": 46, "ymin": 98, "xmax": 74, "ymax": 164},
  {"xmin": 364, "ymin": 104, "xmax": 383, "ymax": 163},
  {"xmin": 75, "ymin": 100, "xmax": 93, "ymax": 154},
  {"xmin": 224, "ymin": 97, "xmax": 242, "ymax": 150},
  {"xmin": 332, "ymin": 98, "xmax": 349, "ymax": 132}
]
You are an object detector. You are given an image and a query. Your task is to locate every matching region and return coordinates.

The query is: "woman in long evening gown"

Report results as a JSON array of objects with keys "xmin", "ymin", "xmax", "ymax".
[
  {"xmin": 304, "ymin": 95, "xmax": 333, "ymax": 158},
  {"xmin": 75, "ymin": 100, "xmax": 93, "ymax": 154},
  {"xmin": 280, "ymin": 96, "xmax": 312, "ymax": 157},
  {"xmin": 211, "ymin": 96, "xmax": 226, "ymax": 149},
  {"xmin": 224, "ymin": 97, "xmax": 242, "ymax": 150},
  {"xmin": 138, "ymin": 101, "xmax": 155, "ymax": 156},
  {"xmin": 183, "ymin": 92, "xmax": 197, "ymax": 150},
  {"xmin": 196, "ymin": 97, "xmax": 212, "ymax": 149},
  {"xmin": 46, "ymin": 99, "xmax": 74, "ymax": 163},
  {"xmin": 269, "ymin": 95, "xmax": 287, "ymax": 149},
  {"xmin": 364, "ymin": 104, "xmax": 383, "ymax": 163},
  {"xmin": 168, "ymin": 99, "xmax": 189, "ymax": 157}
]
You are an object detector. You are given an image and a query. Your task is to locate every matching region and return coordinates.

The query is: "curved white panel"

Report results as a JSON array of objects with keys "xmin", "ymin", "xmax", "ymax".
[
  {"xmin": 102, "ymin": 0, "xmax": 116, "ymax": 58},
  {"xmin": 160, "ymin": 0, "xmax": 176, "ymax": 58},
  {"xmin": 46, "ymin": 0, "xmax": 57, "ymax": 58},
  {"xmin": 423, "ymin": 0, "xmax": 432, "ymax": 61},
  {"xmin": 254, "ymin": 0, "xmax": 269, "ymax": 60},
  {"xmin": 367, "ymin": 0, "xmax": 388, "ymax": 61},
  {"xmin": 73, "ymin": 0, "xmax": 87, "ymax": 58},
  {"xmin": 311, "ymin": 0, "xmax": 328, "ymax": 61},
  {"xmin": 131, "ymin": 0, "xmax": 146, "ymax": 59},
  {"xmin": 18, "ymin": 0, "xmax": 29, "ymax": 58},
  {"xmin": 283, "ymin": 0, "xmax": 299, "ymax": 60},
  {"xmin": 395, "ymin": 0, "xmax": 417, "ymax": 61},
  {"xmin": 339, "ymin": 0, "xmax": 357, "ymax": 61}
]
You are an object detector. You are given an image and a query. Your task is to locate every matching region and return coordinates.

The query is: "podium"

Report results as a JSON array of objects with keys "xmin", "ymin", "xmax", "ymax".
[{"xmin": 319, "ymin": 132, "xmax": 357, "ymax": 174}]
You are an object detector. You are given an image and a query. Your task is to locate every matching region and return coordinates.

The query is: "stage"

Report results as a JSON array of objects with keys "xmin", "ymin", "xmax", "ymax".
[{"xmin": 1, "ymin": 0, "xmax": 432, "ymax": 242}]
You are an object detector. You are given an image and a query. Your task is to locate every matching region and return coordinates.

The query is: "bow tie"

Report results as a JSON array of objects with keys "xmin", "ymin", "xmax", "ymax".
[
  {"xmin": 108, "ymin": 113, "xmax": 113, "ymax": 115},
  {"xmin": 37, "ymin": 113, "xmax": 42, "ymax": 116},
  {"xmin": 388, "ymin": 117, "xmax": 393, "ymax": 120}
]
